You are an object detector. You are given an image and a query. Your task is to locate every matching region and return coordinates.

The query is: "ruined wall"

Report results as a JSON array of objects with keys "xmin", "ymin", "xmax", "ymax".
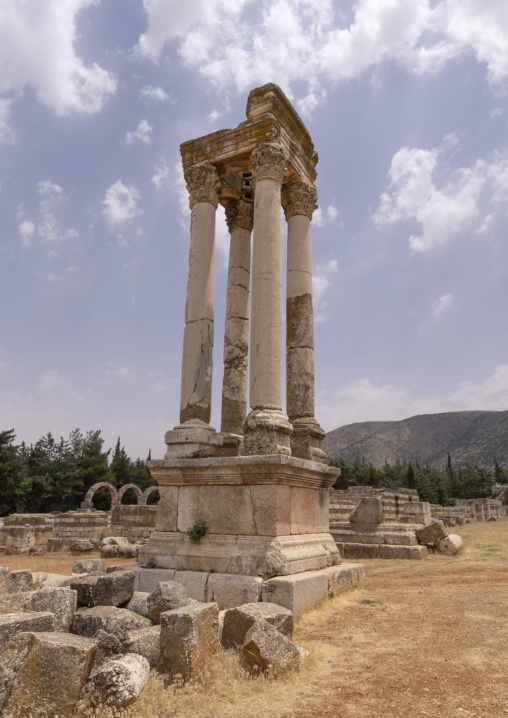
[{"xmin": 330, "ymin": 486, "xmax": 420, "ymax": 521}]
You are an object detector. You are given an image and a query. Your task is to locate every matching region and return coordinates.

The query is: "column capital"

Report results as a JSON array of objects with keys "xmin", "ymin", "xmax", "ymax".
[
  {"xmin": 184, "ymin": 163, "xmax": 221, "ymax": 209},
  {"xmin": 252, "ymin": 143, "xmax": 286, "ymax": 184},
  {"xmin": 282, "ymin": 181, "xmax": 318, "ymax": 221},
  {"xmin": 225, "ymin": 198, "xmax": 254, "ymax": 233}
]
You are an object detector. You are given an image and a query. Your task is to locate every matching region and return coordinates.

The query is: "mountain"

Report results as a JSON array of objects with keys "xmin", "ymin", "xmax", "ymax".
[{"xmin": 323, "ymin": 410, "xmax": 508, "ymax": 469}]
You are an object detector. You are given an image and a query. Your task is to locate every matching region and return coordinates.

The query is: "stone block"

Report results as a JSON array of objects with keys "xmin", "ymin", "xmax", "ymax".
[
  {"xmin": 72, "ymin": 559, "xmax": 106, "ymax": 575},
  {"xmin": 207, "ymin": 574, "xmax": 262, "ymax": 609},
  {"xmin": 221, "ymin": 602, "xmax": 293, "ymax": 649},
  {"xmin": 155, "ymin": 486, "xmax": 180, "ymax": 532},
  {"xmin": 147, "ymin": 581, "xmax": 190, "ymax": 624},
  {"xmin": 123, "ymin": 591, "xmax": 149, "ymax": 616},
  {"xmin": 349, "ymin": 497, "xmax": 383, "ymax": 524},
  {"xmin": 70, "ymin": 575, "xmax": 100, "ymax": 607},
  {"xmin": 124, "ymin": 625, "xmax": 161, "ymax": 668},
  {"xmin": 94, "ymin": 571, "xmax": 136, "ymax": 607},
  {"xmin": 71, "ymin": 606, "xmax": 152, "ymax": 640},
  {"xmin": 10, "ymin": 569, "xmax": 35, "ymax": 593},
  {"xmin": 85, "ymin": 653, "xmax": 150, "ymax": 708},
  {"xmin": 416, "ymin": 520, "xmax": 448, "ymax": 545},
  {"xmin": 323, "ymin": 564, "xmax": 365, "ymax": 594},
  {"xmin": 92, "ymin": 629, "xmax": 124, "ymax": 668},
  {"xmin": 0, "ymin": 612, "xmax": 55, "ymax": 651},
  {"xmin": 139, "ymin": 567, "xmax": 176, "ymax": 592},
  {"xmin": 159, "ymin": 602, "xmax": 220, "ymax": 682},
  {"xmin": 0, "ymin": 631, "xmax": 96, "ymax": 717},
  {"xmin": 0, "ymin": 567, "xmax": 11, "ymax": 593},
  {"xmin": 70, "ymin": 540, "xmax": 94, "ymax": 553},
  {"xmin": 242, "ymin": 620, "xmax": 300, "ymax": 673},
  {"xmin": 174, "ymin": 570, "xmax": 209, "ymax": 602},
  {"xmin": 290, "ymin": 487, "xmax": 329, "ymax": 534},
  {"xmin": 437, "ymin": 534, "xmax": 463, "ymax": 555},
  {"xmin": 262, "ymin": 571, "xmax": 329, "ymax": 617},
  {"xmin": 101, "ymin": 545, "xmax": 118, "ymax": 558},
  {"xmin": 47, "ymin": 538, "xmax": 63, "ymax": 552},
  {"xmin": 31, "ymin": 587, "xmax": 77, "ymax": 631},
  {"xmin": 378, "ymin": 545, "xmax": 428, "ymax": 560}
]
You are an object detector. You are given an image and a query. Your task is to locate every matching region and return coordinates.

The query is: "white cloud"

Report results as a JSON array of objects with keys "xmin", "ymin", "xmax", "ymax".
[
  {"xmin": 125, "ymin": 119, "xmax": 153, "ymax": 145},
  {"xmin": 373, "ymin": 145, "xmax": 490, "ymax": 252},
  {"xmin": 432, "ymin": 292, "xmax": 453, "ymax": 317},
  {"xmin": 151, "ymin": 157, "xmax": 170, "ymax": 190},
  {"xmin": 18, "ymin": 220, "xmax": 36, "ymax": 249},
  {"xmin": 0, "ymin": 98, "xmax": 15, "ymax": 144},
  {"xmin": 313, "ymin": 258, "xmax": 338, "ymax": 322},
  {"xmin": 0, "ymin": 0, "xmax": 117, "ymax": 116},
  {"xmin": 490, "ymin": 107, "xmax": 503, "ymax": 119},
  {"xmin": 105, "ymin": 364, "xmax": 136, "ymax": 381},
  {"xmin": 313, "ymin": 204, "xmax": 339, "ymax": 228},
  {"xmin": 139, "ymin": 85, "xmax": 173, "ymax": 102},
  {"xmin": 17, "ymin": 181, "xmax": 78, "ymax": 252},
  {"xmin": 102, "ymin": 180, "xmax": 143, "ymax": 231},
  {"xmin": 317, "ymin": 364, "xmax": 508, "ymax": 430},
  {"xmin": 135, "ymin": 0, "xmax": 508, "ymax": 115},
  {"xmin": 208, "ymin": 109, "xmax": 222, "ymax": 122}
]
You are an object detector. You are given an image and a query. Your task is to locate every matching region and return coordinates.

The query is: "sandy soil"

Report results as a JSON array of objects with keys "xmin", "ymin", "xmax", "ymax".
[{"xmin": 2, "ymin": 521, "xmax": 508, "ymax": 718}]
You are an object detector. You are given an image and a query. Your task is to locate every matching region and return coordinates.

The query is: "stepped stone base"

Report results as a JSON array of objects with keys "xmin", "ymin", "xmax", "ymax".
[
  {"xmin": 337, "ymin": 543, "xmax": 427, "ymax": 560},
  {"xmin": 140, "ymin": 455, "xmax": 341, "ymax": 577},
  {"xmin": 110, "ymin": 563, "xmax": 364, "ymax": 616},
  {"xmin": 331, "ymin": 521, "xmax": 428, "ymax": 560}
]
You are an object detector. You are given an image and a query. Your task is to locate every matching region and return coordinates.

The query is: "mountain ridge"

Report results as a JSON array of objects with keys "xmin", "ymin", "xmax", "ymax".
[{"xmin": 323, "ymin": 410, "xmax": 508, "ymax": 469}]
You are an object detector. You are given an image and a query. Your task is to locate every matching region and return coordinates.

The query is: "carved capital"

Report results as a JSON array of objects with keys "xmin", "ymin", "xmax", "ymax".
[
  {"xmin": 282, "ymin": 181, "xmax": 318, "ymax": 220},
  {"xmin": 184, "ymin": 163, "xmax": 221, "ymax": 209},
  {"xmin": 225, "ymin": 198, "xmax": 254, "ymax": 233},
  {"xmin": 252, "ymin": 143, "xmax": 286, "ymax": 184}
]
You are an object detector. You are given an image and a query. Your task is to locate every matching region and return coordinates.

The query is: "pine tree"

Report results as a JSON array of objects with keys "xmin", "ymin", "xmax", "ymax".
[{"xmin": 0, "ymin": 430, "xmax": 31, "ymax": 516}]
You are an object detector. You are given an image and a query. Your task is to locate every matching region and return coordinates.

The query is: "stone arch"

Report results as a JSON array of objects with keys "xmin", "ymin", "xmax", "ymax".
[
  {"xmin": 142, "ymin": 486, "xmax": 160, "ymax": 505},
  {"xmin": 118, "ymin": 483, "xmax": 143, "ymax": 505},
  {"xmin": 83, "ymin": 482, "xmax": 119, "ymax": 509}
]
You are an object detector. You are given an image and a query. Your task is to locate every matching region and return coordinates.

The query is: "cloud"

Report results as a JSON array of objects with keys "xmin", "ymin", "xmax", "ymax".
[
  {"xmin": 317, "ymin": 364, "xmax": 508, "ymax": 430},
  {"xmin": 135, "ymin": 0, "xmax": 508, "ymax": 115},
  {"xmin": 490, "ymin": 107, "xmax": 503, "ymax": 119},
  {"xmin": 105, "ymin": 364, "xmax": 136, "ymax": 381},
  {"xmin": 0, "ymin": 0, "xmax": 117, "ymax": 116},
  {"xmin": 139, "ymin": 85, "xmax": 173, "ymax": 102},
  {"xmin": 0, "ymin": 98, "xmax": 15, "ymax": 144},
  {"xmin": 102, "ymin": 180, "xmax": 143, "ymax": 231},
  {"xmin": 151, "ymin": 157, "xmax": 170, "ymax": 190},
  {"xmin": 125, "ymin": 119, "xmax": 153, "ymax": 145},
  {"xmin": 372, "ymin": 143, "xmax": 508, "ymax": 252},
  {"xmin": 38, "ymin": 369, "xmax": 89, "ymax": 403},
  {"xmin": 17, "ymin": 181, "xmax": 79, "ymax": 251},
  {"xmin": 432, "ymin": 293, "xmax": 453, "ymax": 317},
  {"xmin": 313, "ymin": 258, "xmax": 338, "ymax": 322},
  {"xmin": 313, "ymin": 204, "xmax": 339, "ymax": 228}
]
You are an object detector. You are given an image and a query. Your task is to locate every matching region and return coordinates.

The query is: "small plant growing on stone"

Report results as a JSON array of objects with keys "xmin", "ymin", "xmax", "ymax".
[
  {"xmin": 209, "ymin": 568, "xmax": 218, "ymax": 573},
  {"xmin": 187, "ymin": 519, "xmax": 208, "ymax": 543},
  {"xmin": 145, "ymin": 557, "xmax": 157, "ymax": 569},
  {"xmin": 328, "ymin": 590, "xmax": 335, "ymax": 599}
]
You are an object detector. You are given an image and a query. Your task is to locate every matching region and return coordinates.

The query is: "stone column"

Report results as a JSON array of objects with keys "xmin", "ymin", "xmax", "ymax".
[
  {"xmin": 165, "ymin": 162, "xmax": 223, "ymax": 458},
  {"xmin": 282, "ymin": 181, "xmax": 326, "ymax": 464},
  {"xmin": 220, "ymin": 198, "xmax": 253, "ymax": 437},
  {"xmin": 243, "ymin": 143, "xmax": 292, "ymax": 456}
]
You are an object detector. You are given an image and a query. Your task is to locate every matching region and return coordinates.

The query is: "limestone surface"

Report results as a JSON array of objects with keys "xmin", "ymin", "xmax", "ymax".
[
  {"xmin": 221, "ymin": 602, "xmax": 293, "ymax": 649},
  {"xmin": 94, "ymin": 571, "xmax": 136, "ymax": 607},
  {"xmin": 31, "ymin": 587, "xmax": 77, "ymax": 631},
  {"xmin": 70, "ymin": 575, "xmax": 100, "ymax": 606},
  {"xmin": 416, "ymin": 520, "xmax": 448, "ymax": 545},
  {"xmin": 9, "ymin": 569, "xmax": 35, "ymax": 593},
  {"xmin": 124, "ymin": 625, "xmax": 161, "ymax": 668},
  {"xmin": 207, "ymin": 574, "xmax": 262, "ymax": 609},
  {"xmin": 147, "ymin": 580, "xmax": 190, "ymax": 624},
  {"xmin": 123, "ymin": 591, "xmax": 149, "ymax": 616},
  {"xmin": 0, "ymin": 631, "xmax": 95, "ymax": 717},
  {"xmin": 71, "ymin": 606, "xmax": 152, "ymax": 640},
  {"xmin": 86, "ymin": 653, "xmax": 150, "ymax": 708},
  {"xmin": 72, "ymin": 559, "xmax": 106, "ymax": 575},
  {"xmin": 159, "ymin": 602, "xmax": 220, "ymax": 681},
  {"xmin": 242, "ymin": 619, "xmax": 300, "ymax": 673},
  {"xmin": 349, "ymin": 497, "xmax": 383, "ymax": 524},
  {"xmin": 437, "ymin": 534, "xmax": 463, "ymax": 555},
  {"xmin": 91, "ymin": 629, "xmax": 124, "ymax": 669},
  {"xmin": 0, "ymin": 612, "xmax": 55, "ymax": 651}
]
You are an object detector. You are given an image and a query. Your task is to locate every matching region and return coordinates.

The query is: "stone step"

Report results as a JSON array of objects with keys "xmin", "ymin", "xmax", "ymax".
[{"xmin": 336, "ymin": 542, "xmax": 427, "ymax": 560}]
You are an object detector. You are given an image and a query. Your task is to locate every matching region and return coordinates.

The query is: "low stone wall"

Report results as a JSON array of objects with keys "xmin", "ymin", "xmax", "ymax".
[
  {"xmin": 330, "ymin": 487, "xmax": 420, "ymax": 521},
  {"xmin": 109, "ymin": 505, "xmax": 156, "ymax": 542}
]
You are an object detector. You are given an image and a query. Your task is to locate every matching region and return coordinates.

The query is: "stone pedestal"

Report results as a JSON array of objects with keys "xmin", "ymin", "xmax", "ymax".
[{"xmin": 139, "ymin": 456, "xmax": 341, "ymax": 577}]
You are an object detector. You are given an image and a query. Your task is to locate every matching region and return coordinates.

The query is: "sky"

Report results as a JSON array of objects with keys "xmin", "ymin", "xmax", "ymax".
[{"xmin": 1, "ymin": 0, "xmax": 508, "ymax": 460}]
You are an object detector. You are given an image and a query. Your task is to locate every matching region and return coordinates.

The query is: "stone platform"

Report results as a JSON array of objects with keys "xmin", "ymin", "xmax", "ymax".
[
  {"xmin": 331, "ymin": 522, "xmax": 428, "ymax": 560},
  {"xmin": 139, "ymin": 455, "xmax": 341, "ymax": 577},
  {"xmin": 111, "ymin": 563, "xmax": 365, "ymax": 617}
]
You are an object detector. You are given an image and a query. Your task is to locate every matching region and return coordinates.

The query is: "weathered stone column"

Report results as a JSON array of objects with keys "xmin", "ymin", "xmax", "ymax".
[
  {"xmin": 243, "ymin": 143, "xmax": 292, "ymax": 456},
  {"xmin": 282, "ymin": 181, "xmax": 326, "ymax": 464},
  {"xmin": 165, "ymin": 163, "xmax": 223, "ymax": 458},
  {"xmin": 221, "ymin": 198, "xmax": 253, "ymax": 437}
]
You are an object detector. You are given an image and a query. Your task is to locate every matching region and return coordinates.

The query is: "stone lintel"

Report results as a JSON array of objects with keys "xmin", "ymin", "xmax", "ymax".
[
  {"xmin": 147, "ymin": 455, "xmax": 340, "ymax": 489},
  {"xmin": 180, "ymin": 86, "xmax": 317, "ymax": 187}
]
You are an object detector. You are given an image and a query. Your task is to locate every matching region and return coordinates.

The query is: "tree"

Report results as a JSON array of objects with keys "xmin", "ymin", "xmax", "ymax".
[
  {"xmin": 0, "ymin": 430, "xmax": 31, "ymax": 516},
  {"xmin": 75, "ymin": 431, "xmax": 114, "ymax": 510}
]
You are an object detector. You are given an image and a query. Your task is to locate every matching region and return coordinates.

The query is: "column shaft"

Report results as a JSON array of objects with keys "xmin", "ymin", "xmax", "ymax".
[{"xmin": 221, "ymin": 199, "xmax": 252, "ymax": 435}]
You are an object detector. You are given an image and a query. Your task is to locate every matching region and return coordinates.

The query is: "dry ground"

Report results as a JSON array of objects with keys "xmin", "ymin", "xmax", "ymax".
[{"xmin": 3, "ymin": 520, "xmax": 508, "ymax": 718}]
